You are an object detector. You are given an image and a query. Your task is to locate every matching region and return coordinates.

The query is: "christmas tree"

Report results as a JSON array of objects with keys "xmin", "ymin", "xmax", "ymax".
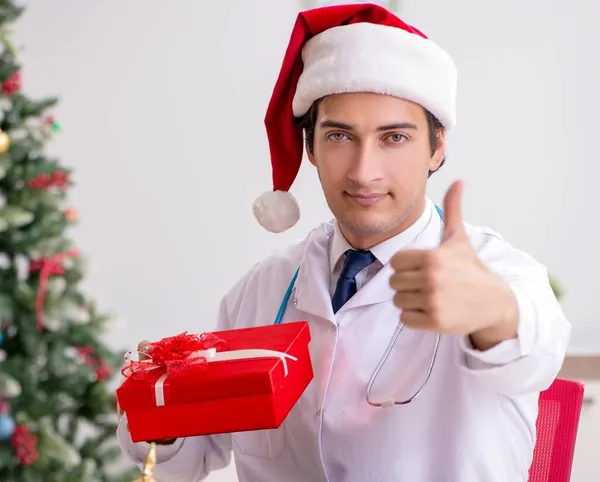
[{"xmin": 0, "ymin": 2, "xmax": 137, "ymax": 480}]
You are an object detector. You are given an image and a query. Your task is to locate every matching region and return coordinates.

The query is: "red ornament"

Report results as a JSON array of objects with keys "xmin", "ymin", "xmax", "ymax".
[
  {"xmin": 29, "ymin": 249, "xmax": 79, "ymax": 331},
  {"xmin": 77, "ymin": 345, "xmax": 112, "ymax": 382},
  {"xmin": 10, "ymin": 425, "xmax": 38, "ymax": 466},
  {"xmin": 27, "ymin": 170, "xmax": 70, "ymax": 192},
  {"xmin": 2, "ymin": 71, "xmax": 21, "ymax": 97},
  {"xmin": 77, "ymin": 345, "xmax": 94, "ymax": 361},
  {"xmin": 95, "ymin": 360, "xmax": 112, "ymax": 382}
]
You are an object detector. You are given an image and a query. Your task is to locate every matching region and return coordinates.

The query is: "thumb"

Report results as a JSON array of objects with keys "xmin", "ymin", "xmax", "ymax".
[
  {"xmin": 137, "ymin": 340, "xmax": 153, "ymax": 361},
  {"xmin": 441, "ymin": 180, "xmax": 468, "ymax": 243}
]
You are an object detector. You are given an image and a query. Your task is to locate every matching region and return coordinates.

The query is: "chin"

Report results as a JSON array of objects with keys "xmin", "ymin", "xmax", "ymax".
[{"xmin": 340, "ymin": 215, "xmax": 398, "ymax": 237}]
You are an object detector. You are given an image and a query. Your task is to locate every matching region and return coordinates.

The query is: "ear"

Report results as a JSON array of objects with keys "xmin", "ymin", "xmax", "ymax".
[
  {"xmin": 306, "ymin": 142, "xmax": 317, "ymax": 167},
  {"xmin": 428, "ymin": 127, "xmax": 446, "ymax": 172}
]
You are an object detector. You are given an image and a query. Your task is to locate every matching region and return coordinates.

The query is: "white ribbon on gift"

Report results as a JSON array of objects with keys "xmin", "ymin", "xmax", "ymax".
[{"xmin": 153, "ymin": 347, "xmax": 298, "ymax": 407}]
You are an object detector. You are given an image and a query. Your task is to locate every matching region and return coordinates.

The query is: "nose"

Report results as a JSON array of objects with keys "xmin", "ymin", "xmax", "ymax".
[{"xmin": 347, "ymin": 139, "xmax": 383, "ymax": 186}]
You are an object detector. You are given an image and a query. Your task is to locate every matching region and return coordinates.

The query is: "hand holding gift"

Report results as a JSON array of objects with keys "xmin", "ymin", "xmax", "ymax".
[
  {"xmin": 120, "ymin": 340, "xmax": 178, "ymax": 446},
  {"xmin": 116, "ymin": 322, "xmax": 313, "ymax": 443}
]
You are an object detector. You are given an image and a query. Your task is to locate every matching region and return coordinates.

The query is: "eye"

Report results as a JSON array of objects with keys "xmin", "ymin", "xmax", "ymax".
[
  {"xmin": 326, "ymin": 132, "xmax": 350, "ymax": 142},
  {"xmin": 386, "ymin": 133, "xmax": 408, "ymax": 143}
]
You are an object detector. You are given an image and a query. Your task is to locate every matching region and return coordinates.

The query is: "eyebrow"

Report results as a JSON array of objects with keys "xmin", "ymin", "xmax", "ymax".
[{"xmin": 318, "ymin": 120, "xmax": 418, "ymax": 131}]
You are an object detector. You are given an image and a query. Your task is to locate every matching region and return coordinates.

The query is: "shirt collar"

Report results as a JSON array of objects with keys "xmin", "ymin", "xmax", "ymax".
[{"xmin": 330, "ymin": 198, "xmax": 435, "ymax": 273}]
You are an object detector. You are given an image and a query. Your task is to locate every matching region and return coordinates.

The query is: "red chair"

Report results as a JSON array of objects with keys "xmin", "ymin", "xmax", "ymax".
[{"xmin": 528, "ymin": 378, "xmax": 585, "ymax": 482}]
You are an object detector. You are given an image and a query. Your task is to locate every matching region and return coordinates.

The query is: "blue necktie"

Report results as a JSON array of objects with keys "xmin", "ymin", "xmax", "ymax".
[{"xmin": 332, "ymin": 249, "xmax": 376, "ymax": 313}]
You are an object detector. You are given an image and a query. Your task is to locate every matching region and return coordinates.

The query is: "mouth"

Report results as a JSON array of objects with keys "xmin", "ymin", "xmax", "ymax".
[{"xmin": 344, "ymin": 192, "xmax": 388, "ymax": 207}]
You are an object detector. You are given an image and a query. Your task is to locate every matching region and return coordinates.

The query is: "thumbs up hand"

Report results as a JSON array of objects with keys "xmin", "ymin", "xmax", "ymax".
[
  {"xmin": 389, "ymin": 181, "xmax": 518, "ymax": 349},
  {"xmin": 439, "ymin": 179, "xmax": 470, "ymax": 244}
]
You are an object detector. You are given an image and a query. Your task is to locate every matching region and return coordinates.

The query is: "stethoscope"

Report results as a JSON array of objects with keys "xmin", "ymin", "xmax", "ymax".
[{"xmin": 273, "ymin": 205, "xmax": 444, "ymax": 408}]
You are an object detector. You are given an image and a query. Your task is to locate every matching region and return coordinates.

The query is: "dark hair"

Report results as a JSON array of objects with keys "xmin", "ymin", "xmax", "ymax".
[{"xmin": 296, "ymin": 98, "xmax": 446, "ymax": 176}]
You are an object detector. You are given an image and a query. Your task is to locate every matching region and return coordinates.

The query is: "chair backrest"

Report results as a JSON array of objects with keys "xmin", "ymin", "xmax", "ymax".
[{"xmin": 528, "ymin": 378, "xmax": 585, "ymax": 482}]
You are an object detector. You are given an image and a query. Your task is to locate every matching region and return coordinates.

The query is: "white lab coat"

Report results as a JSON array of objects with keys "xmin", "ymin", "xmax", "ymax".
[{"xmin": 117, "ymin": 199, "xmax": 571, "ymax": 482}]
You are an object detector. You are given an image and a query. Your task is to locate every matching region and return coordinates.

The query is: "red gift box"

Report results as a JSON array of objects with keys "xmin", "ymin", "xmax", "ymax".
[{"xmin": 116, "ymin": 321, "xmax": 313, "ymax": 443}]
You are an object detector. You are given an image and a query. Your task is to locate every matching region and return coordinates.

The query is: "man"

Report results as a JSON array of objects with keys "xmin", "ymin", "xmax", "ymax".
[{"xmin": 117, "ymin": 4, "xmax": 571, "ymax": 481}]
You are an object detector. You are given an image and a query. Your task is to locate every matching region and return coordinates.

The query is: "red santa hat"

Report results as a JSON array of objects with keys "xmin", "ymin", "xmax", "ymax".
[{"xmin": 253, "ymin": 3, "xmax": 457, "ymax": 233}]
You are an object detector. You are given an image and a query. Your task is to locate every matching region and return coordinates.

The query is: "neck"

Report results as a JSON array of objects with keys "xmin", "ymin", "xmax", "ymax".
[{"xmin": 340, "ymin": 197, "xmax": 427, "ymax": 250}]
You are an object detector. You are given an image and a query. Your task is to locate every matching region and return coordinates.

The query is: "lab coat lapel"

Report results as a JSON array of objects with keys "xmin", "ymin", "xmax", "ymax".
[{"xmin": 294, "ymin": 224, "xmax": 336, "ymax": 324}]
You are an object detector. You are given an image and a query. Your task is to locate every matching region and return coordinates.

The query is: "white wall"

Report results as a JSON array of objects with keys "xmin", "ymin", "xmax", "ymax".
[{"xmin": 11, "ymin": 0, "xmax": 600, "ymax": 480}]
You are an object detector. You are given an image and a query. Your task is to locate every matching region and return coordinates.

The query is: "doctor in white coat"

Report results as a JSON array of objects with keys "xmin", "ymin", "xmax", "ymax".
[{"xmin": 117, "ymin": 4, "xmax": 571, "ymax": 481}]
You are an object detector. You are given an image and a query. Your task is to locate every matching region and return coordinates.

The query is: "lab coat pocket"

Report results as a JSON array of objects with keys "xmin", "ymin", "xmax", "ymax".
[{"xmin": 233, "ymin": 426, "xmax": 287, "ymax": 459}]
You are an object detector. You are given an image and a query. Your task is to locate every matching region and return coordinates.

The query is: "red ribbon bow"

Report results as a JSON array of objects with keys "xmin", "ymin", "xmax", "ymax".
[
  {"xmin": 121, "ymin": 331, "xmax": 230, "ymax": 382},
  {"xmin": 29, "ymin": 249, "xmax": 79, "ymax": 331}
]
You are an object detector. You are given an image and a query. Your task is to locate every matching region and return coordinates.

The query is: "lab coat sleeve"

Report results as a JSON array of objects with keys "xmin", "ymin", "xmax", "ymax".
[
  {"xmin": 454, "ymin": 230, "xmax": 571, "ymax": 396},
  {"xmin": 115, "ymin": 297, "xmax": 234, "ymax": 481}
]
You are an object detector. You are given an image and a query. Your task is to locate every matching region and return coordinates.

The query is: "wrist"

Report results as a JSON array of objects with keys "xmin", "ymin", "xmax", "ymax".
[{"xmin": 470, "ymin": 283, "xmax": 519, "ymax": 351}]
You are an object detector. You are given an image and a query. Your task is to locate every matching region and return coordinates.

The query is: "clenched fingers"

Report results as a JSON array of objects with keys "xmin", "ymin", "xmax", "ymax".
[
  {"xmin": 389, "ymin": 270, "xmax": 429, "ymax": 292},
  {"xmin": 393, "ymin": 292, "xmax": 429, "ymax": 311},
  {"xmin": 390, "ymin": 249, "xmax": 436, "ymax": 272},
  {"xmin": 400, "ymin": 310, "xmax": 434, "ymax": 330}
]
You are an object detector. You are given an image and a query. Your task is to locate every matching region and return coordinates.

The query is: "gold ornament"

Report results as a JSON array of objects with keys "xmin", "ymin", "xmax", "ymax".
[
  {"xmin": 63, "ymin": 208, "xmax": 78, "ymax": 222},
  {"xmin": 0, "ymin": 130, "xmax": 10, "ymax": 154},
  {"xmin": 133, "ymin": 442, "xmax": 156, "ymax": 482}
]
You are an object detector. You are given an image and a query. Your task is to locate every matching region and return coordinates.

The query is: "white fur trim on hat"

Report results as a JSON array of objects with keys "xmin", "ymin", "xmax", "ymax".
[
  {"xmin": 292, "ymin": 22, "xmax": 457, "ymax": 129},
  {"xmin": 253, "ymin": 191, "xmax": 300, "ymax": 233}
]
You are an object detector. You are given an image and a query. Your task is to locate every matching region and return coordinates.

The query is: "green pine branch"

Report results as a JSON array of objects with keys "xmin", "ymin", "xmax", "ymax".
[
  {"xmin": 549, "ymin": 275, "xmax": 565, "ymax": 302},
  {"xmin": 0, "ymin": 2, "xmax": 133, "ymax": 480}
]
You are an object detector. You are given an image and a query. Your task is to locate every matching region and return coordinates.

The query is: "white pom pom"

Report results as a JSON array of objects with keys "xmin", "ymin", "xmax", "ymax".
[{"xmin": 253, "ymin": 190, "xmax": 300, "ymax": 233}]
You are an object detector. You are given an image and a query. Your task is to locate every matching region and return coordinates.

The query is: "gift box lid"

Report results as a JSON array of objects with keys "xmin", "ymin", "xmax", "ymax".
[{"xmin": 117, "ymin": 321, "xmax": 311, "ymax": 411}]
